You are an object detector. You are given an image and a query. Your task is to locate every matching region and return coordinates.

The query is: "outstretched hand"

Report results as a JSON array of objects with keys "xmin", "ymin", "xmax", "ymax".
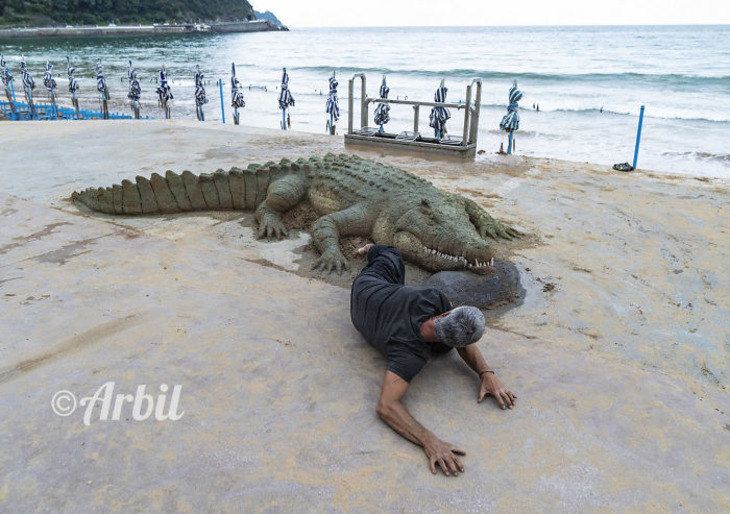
[
  {"xmin": 423, "ymin": 436, "xmax": 466, "ymax": 476},
  {"xmin": 357, "ymin": 243, "xmax": 374, "ymax": 255},
  {"xmin": 478, "ymin": 372, "xmax": 517, "ymax": 410}
]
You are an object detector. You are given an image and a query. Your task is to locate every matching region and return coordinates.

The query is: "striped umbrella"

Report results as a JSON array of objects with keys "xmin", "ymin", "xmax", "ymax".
[
  {"xmin": 373, "ymin": 75, "xmax": 390, "ymax": 133},
  {"xmin": 19, "ymin": 56, "xmax": 37, "ymax": 119},
  {"xmin": 499, "ymin": 80, "xmax": 522, "ymax": 154},
  {"xmin": 42, "ymin": 61, "xmax": 58, "ymax": 119},
  {"xmin": 278, "ymin": 67, "xmax": 294, "ymax": 130},
  {"xmin": 95, "ymin": 58, "xmax": 110, "ymax": 119},
  {"xmin": 1, "ymin": 55, "xmax": 18, "ymax": 119},
  {"xmin": 230, "ymin": 63, "xmax": 246, "ymax": 125},
  {"xmin": 194, "ymin": 64, "xmax": 208, "ymax": 121},
  {"xmin": 155, "ymin": 65, "xmax": 174, "ymax": 119},
  {"xmin": 1, "ymin": 55, "xmax": 13, "ymax": 88},
  {"xmin": 127, "ymin": 60, "xmax": 142, "ymax": 119},
  {"xmin": 428, "ymin": 79, "xmax": 451, "ymax": 139},
  {"xmin": 325, "ymin": 72, "xmax": 339, "ymax": 135},
  {"xmin": 66, "ymin": 56, "xmax": 80, "ymax": 118}
]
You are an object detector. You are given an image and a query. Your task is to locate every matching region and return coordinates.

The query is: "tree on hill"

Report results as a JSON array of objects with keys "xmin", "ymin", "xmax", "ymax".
[{"xmin": 0, "ymin": 0, "xmax": 256, "ymax": 26}]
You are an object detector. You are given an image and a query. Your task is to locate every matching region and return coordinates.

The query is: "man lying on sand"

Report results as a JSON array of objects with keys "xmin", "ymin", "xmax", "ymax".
[{"xmin": 350, "ymin": 244, "xmax": 516, "ymax": 476}]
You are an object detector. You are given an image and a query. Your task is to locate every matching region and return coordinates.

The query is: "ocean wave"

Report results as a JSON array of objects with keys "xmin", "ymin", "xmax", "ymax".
[
  {"xmin": 290, "ymin": 66, "xmax": 730, "ymax": 88},
  {"xmin": 661, "ymin": 151, "xmax": 730, "ymax": 164}
]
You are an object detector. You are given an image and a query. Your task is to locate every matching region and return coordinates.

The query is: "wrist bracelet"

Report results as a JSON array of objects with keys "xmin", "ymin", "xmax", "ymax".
[{"xmin": 479, "ymin": 369, "xmax": 495, "ymax": 377}]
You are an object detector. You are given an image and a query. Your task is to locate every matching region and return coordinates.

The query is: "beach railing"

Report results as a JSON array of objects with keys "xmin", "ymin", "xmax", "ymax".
[{"xmin": 346, "ymin": 74, "xmax": 481, "ymax": 157}]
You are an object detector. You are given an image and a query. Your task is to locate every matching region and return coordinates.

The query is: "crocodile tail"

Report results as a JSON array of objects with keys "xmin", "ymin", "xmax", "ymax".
[
  {"xmin": 70, "ymin": 157, "xmax": 311, "ymax": 215},
  {"xmin": 71, "ymin": 166, "xmax": 269, "ymax": 215}
]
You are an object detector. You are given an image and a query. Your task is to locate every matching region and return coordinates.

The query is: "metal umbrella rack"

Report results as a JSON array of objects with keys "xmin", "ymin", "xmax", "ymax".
[
  {"xmin": 20, "ymin": 56, "xmax": 37, "ymax": 119},
  {"xmin": 278, "ymin": 67, "xmax": 294, "ymax": 130},
  {"xmin": 325, "ymin": 72, "xmax": 339, "ymax": 135},
  {"xmin": 0, "ymin": 55, "xmax": 18, "ymax": 120},
  {"xmin": 42, "ymin": 61, "xmax": 59, "ymax": 120},
  {"xmin": 155, "ymin": 65, "xmax": 173, "ymax": 119},
  {"xmin": 127, "ymin": 60, "xmax": 142, "ymax": 119},
  {"xmin": 66, "ymin": 56, "xmax": 80, "ymax": 119},
  {"xmin": 499, "ymin": 80, "xmax": 522, "ymax": 154},
  {"xmin": 230, "ymin": 62, "xmax": 246, "ymax": 125},
  {"xmin": 373, "ymin": 75, "xmax": 391, "ymax": 134},
  {"xmin": 428, "ymin": 79, "xmax": 451, "ymax": 139},
  {"xmin": 95, "ymin": 58, "xmax": 110, "ymax": 120},
  {"xmin": 194, "ymin": 64, "xmax": 208, "ymax": 121}
]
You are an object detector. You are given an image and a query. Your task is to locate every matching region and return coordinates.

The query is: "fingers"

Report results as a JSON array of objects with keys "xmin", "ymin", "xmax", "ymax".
[
  {"xmin": 430, "ymin": 449, "xmax": 466, "ymax": 476},
  {"xmin": 477, "ymin": 386, "xmax": 487, "ymax": 403}
]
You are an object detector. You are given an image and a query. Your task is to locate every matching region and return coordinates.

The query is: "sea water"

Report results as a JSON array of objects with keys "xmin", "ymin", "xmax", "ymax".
[{"xmin": 2, "ymin": 25, "xmax": 728, "ymax": 177}]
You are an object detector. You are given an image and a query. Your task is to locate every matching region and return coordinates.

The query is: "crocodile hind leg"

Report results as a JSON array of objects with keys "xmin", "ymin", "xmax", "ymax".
[
  {"xmin": 255, "ymin": 175, "xmax": 307, "ymax": 239},
  {"xmin": 311, "ymin": 202, "xmax": 375, "ymax": 273}
]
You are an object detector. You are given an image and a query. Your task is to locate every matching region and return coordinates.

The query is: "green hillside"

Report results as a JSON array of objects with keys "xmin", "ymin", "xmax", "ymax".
[{"xmin": 0, "ymin": 0, "xmax": 256, "ymax": 26}]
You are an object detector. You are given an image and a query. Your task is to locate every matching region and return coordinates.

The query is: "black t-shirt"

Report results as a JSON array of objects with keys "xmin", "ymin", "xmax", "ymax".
[{"xmin": 350, "ymin": 245, "xmax": 453, "ymax": 382}]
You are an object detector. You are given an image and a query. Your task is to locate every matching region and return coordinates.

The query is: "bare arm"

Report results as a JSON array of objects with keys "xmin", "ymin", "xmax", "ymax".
[
  {"xmin": 376, "ymin": 370, "xmax": 465, "ymax": 476},
  {"xmin": 457, "ymin": 344, "xmax": 517, "ymax": 409}
]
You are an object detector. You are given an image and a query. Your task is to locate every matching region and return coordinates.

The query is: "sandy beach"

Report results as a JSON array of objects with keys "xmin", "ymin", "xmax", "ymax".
[{"xmin": 0, "ymin": 120, "xmax": 728, "ymax": 511}]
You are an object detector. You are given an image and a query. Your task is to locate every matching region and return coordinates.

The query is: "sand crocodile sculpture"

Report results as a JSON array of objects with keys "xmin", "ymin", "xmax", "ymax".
[{"xmin": 72, "ymin": 153, "xmax": 520, "ymax": 273}]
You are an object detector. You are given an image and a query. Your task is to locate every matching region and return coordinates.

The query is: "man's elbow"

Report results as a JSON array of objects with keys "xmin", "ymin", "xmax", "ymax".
[{"xmin": 376, "ymin": 400, "xmax": 392, "ymax": 420}]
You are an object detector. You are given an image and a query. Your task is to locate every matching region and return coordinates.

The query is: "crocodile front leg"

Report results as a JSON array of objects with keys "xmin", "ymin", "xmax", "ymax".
[
  {"xmin": 464, "ymin": 197, "xmax": 521, "ymax": 240},
  {"xmin": 311, "ymin": 202, "xmax": 375, "ymax": 273},
  {"xmin": 255, "ymin": 175, "xmax": 307, "ymax": 239}
]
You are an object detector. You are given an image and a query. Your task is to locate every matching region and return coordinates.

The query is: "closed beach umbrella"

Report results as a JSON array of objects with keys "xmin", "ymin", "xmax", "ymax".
[
  {"xmin": 428, "ymin": 79, "xmax": 451, "ymax": 139},
  {"xmin": 19, "ymin": 56, "xmax": 37, "ymax": 119},
  {"xmin": 127, "ymin": 60, "xmax": 142, "ymax": 119},
  {"xmin": 1, "ymin": 55, "xmax": 18, "ymax": 119},
  {"xmin": 95, "ymin": 58, "xmax": 110, "ymax": 119},
  {"xmin": 373, "ymin": 75, "xmax": 390, "ymax": 133},
  {"xmin": 155, "ymin": 65, "xmax": 174, "ymax": 119},
  {"xmin": 325, "ymin": 72, "xmax": 339, "ymax": 135},
  {"xmin": 499, "ymin": 80, "xmax": 522, "ymax": 154},
  {"xmin": 194, "ymin": 64, "xmax": 208, "ymax": 121},
  {"xmin": 42, "ymin": 61, "xmax": 58, "ymax": 119},
  {"xmin": 230, "ymin": 62, "xmax": 246, "ymax": 125},
  {"xmin": 278, "ymin": 67, "xmax": 294, "ymax": 130},
  {"xmin": 66, "ymin": 56, "xmax": 80, "ymax": 118}
]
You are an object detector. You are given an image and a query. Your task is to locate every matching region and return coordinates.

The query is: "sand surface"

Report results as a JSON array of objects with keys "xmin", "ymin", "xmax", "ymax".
[{"xmin": 0, "ymin": 120, "xmax": 728, "ymax": 511}]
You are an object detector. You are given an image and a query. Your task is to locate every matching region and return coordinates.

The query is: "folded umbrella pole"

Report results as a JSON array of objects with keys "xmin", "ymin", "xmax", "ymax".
[
  {"xmin": 95, "ymin": 58, "xmax": 110, "ymax": 120},
  {"xmin": 19, "ymin": 56, "xmax": 37, "ymax": 120},
  {"xmin": 230, "ymin": 63, "xmax": 246, "ymax": 125},
  {"xmin": 325, "ymin": 72, "xmax": 339, "ymax": 135},
  {"xmin": 42, "ymin": 61, "xmax": 58, "ymax": 119},
  {"xmin": 127, "ymin": 60, "xmax": 142, "ymax": 119},
  {"xmin": 0, "ymin": 55, "xmax": 18, "ymax": 120},
  {"xmin": 155, "ymin": 65, "xmax": 174, "ymax": 119},
  {"xmin": 194, "ymin": 64, "xmax": 208, "ymax": 122},
  {"xmin": 66, "ymin": 56, "xmax": 80, "ymax": 119},
  {"xmin": 499, "ymin": 80, "xmax": 523, "ymax": 154},
  {"xmin": 429, "ymin": 79, "xmax": 451, "ymax": 139},
  {"xmin": 278, "ymin": 67, "xmax": 295, "ymax": 130},
  {"xmin": 373, "ymin": 75, "xmax": 390, "ymax": 134}
]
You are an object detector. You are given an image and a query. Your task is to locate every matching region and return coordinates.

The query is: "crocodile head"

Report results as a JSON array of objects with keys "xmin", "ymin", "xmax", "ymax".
[{"xmin": 379, "ymin": 195, "xmax": 495, "ymax": 274}]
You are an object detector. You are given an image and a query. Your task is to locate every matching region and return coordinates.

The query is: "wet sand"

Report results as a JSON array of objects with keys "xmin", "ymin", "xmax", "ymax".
[{"xmin": 0, "ymin": 120, "xmax": 728, "ymax": 511}]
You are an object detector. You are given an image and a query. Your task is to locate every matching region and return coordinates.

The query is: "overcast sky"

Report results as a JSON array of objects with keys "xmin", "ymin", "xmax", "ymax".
[{"xmin": 253, "ymin": 0, "xmax": 729, "ymax": 27}]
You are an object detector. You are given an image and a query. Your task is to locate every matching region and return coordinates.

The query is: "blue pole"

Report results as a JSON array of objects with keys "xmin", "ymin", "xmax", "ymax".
[
  {"xmin": 633, "ymin": 105, "xmax": 645, "ymax": 169},
  {"xmin": 282, "ymin": 108, "xmax": 286, "ymax": 130},
  {"xmin": 218, "ymin": 78, "xmax": 225, "ymax": 124},
  {"xmin": 508, "ymin": 131, "xmax": 513, "ymax": 155}
]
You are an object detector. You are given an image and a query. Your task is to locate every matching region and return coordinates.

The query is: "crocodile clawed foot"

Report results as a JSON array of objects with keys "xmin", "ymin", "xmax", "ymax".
[
  {"xmin": 312, "ymin": 249, "xmax": 350, "ymax": 274},
  {"xmin": 257, "ymin": 219, "xmax": 289, "ymax": 241}
]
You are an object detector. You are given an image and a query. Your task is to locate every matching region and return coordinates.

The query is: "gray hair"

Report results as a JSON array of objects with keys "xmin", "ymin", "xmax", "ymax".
[{"xmin": 434, "ymin": 306, "xmax": 485, "ymax": 347}]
